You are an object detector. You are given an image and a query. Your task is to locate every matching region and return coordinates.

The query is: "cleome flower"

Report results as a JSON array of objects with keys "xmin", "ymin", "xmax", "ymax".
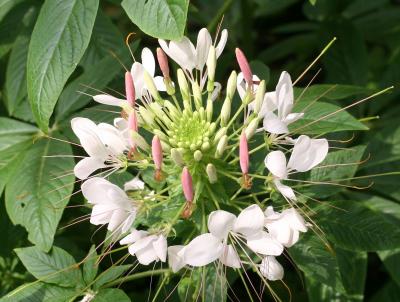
[
  {"xmin": 71, "ymin": 117, "xmax": 130, "ymax": 179},
  {"xmin": 265, "ymin": 135, "xmax": 329, "ymax": 201},
  {"xmin": 81, "ymin": 177, "xmax": 138, "ymax": 235}
]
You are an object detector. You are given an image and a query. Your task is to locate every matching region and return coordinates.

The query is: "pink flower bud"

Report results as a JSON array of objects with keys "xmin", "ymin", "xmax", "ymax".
[
  {"xmin": 128, "ymin": 110, "xmax": 138, "ymax": 132},
  {"xmin": 235, "ymin": 48, "xmax": 253, "ymax": 87},
  {"xmin": 125, "ymin": 71, "xmax": 135, "ymax": 106},
  {"xmin": 152, "ymin": 135, "xmax": 163, "ymax": 170},
  {"xmin": 239, "ymin": 131, "xmax": 249, "ymax": 174},
  {"xmin": 157, "ymin": 47, "xmax": 170, "ymax": 79},
  {"xmin": 181, "ymin": 167, "xmax": 194, "ymax": 202}
]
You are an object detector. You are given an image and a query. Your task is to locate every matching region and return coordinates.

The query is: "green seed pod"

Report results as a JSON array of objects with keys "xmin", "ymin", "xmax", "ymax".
[
  {"xmin": 206, "ymin": 98, "xmax": 213, "ymax": 121},
  {"xmin": 192, "ymin": 81, "xmax": 202, "ymax": 110},
  {"xmin": 214, "ymin": 127, "xmax": 227, "ymax": 143},
  {"xmin": 245, "ymin": 117, "xmax": 260, "ymax": 140},
  {"xmin": 177, "ymin": 69, "xmax": 190, "ymax": 109}
]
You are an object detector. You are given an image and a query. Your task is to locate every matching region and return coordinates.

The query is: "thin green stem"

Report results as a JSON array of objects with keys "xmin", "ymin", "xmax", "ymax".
[{"xmin": 104, "ymin": 269, "xmax": 170, "ymax": 288}]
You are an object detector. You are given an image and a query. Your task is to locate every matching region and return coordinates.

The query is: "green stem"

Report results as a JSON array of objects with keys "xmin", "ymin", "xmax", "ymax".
[{"xmin": 104, "ymin": 269, "xmax": 170, "ymax": 288}]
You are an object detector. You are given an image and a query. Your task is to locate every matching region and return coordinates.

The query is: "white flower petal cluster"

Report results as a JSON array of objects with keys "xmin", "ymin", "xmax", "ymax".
[
  {"xmin": 168, "ymin": 204, "xmax": 307, "ymax": 281},
  {"xmin": 71, "ymin": 117, "xmax": 130, "ymax": 179},
  {"xmin": 81, "ymin": 177, "xmax": 141, "ymax": 236}
]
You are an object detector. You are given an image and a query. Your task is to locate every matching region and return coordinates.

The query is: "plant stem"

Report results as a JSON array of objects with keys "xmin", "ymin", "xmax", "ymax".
[{"xmin": 104, "ymin": 269, "xmax": 170, "ymax": 288}]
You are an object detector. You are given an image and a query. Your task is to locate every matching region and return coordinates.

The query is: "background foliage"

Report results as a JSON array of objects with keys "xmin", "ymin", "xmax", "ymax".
[{"xmin": 0, "ymin": 0, "xmax": 399, "ymax": 301}]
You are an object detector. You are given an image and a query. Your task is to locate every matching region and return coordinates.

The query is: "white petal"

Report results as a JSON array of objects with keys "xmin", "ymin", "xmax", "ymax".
[
  {"xmin": 74, "ymin": 157, "xmax": 107, "ymax": 180},
  {"xmin": 196, "ymin": 28, "xmax": 212, "ymax": 70},
  {"xmin": 282, "ymin": 208, "xmax": 307, "ymax": 233},
  {"xmin": 128, "ymin": 235, "xmax": 157, "ymax": 255},
  {"xmin": 260, "ymin": 256, "xmax": 284, "ymax": 281},
  {"xmin": 215, "ymin": 29, "xmax": 228, "ymax": 58},
  {"xmin": 124, "ymin": 177, "xmax": 145, "ymax": 191},
  {"xmin": 135, "ymin": 245, "xmax": 159, "ymax": 265},
  {"xmin": 71, "ymin": 118, "xmax": 108, "ymax": 158},
  {"xmin": 168, "ymin": 38, "xmax": 196, "ymax": 70},
  {"xmin": 274, "ymin": 179, "xmax": 297, "ymax": 201},
  {"xmin": 93, "ymin": 94, "xmax": 127, "ymax": 107},
  {"xmin": 264, "ymin": 151, "xmax": 287, "ymax": 179},
  {"xmin": 263, "ymin": 112, "xmax": 289, "ymax": 134},
  {"xmin": 90, "ymin": 205, "xmax": 113, "ymax": 225},
  {"xmin": 208, "ymin": 210, "xmax": 236, "ymax": 239},
  {"xmin": 181, "ymin": 233, "xmax": 223, "ymax": 266},
  {"xmin": 211, "ymin": 82, "xmax": 221, "ymax": 101},
  {"xmin": 107, "ymin": 208, "xmax": 129, "ymax": 232},
  {"xmin": 287, "ymin": 135, "xmax": 329, "ymax": 172},
  {"xmin": 153, "ymin": 76, "xmax": 167, "ymax": 91},
  {"xmin": 97, "ymin": 123, "xmax": 128, "ymax": 155},
  {"xmin": 131, "ymin": 62, "xmax": 145, "ymax": 99},
  {"xmin": 265, "ymin": 214, "xmax": 296, "ymax": 247},
  {"xmin": 152, "ymin": 235, "xmax": 167, "ymax": 262},
  {"xmin": 284, "ymin": 112, "xmax": 304, "ymax": 125},
  {"xmin": 82, "ymin": 177, "xmax": 129, "ymax": 206},
  {"xmin": 246, "ymin": 231, "xmax": 284, "ymax": 256},
  {"xmin": 233, "ymin": 205, "xmax": 265, "ymax": 236},
  {"xmin": 168, "ymin": 245, "xmax": 185, "ymax": 272},
  {"xmin": 220, "ymin": 244, "xmax": 241, "ymax": 268},
  {"xmin": 120, "ymin": 230, "xmax": 149, "ymax": 245},
  {"xmin": 141, "ymin": 47, "xmax": 155, "ymax": 76},
  {"xmin": 276, "ymin": 71, "xmax": 294, "ymax": 118}
]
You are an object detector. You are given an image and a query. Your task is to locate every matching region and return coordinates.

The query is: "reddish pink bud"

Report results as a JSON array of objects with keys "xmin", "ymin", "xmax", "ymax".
[
  {"xmin": 235, "ymin": 48, "xmax": 253, "ymax": 87},
  {"xmin": 239, "ymin": 131, "xmax": 249, "ymax": 174},
  {"xmin": 181, "ymin": 167, "xmax": 194, "ymax": 202},
  {"xmin": 128, "ymin": 110, "xmax": 138, "ymax": 132},
  {"xmin": 152, "ymin": 135, "xmax": 163, "ymax": 170},
  {"xmin": 157, "ymin": 48, "xmax": 170, "ymax": 79},
  {"xmin": 125, "ymin": 71, "xmax": 135, "ymax": 106}
]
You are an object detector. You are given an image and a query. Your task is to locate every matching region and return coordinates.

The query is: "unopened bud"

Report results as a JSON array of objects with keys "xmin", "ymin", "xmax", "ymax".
[
  {"xmin": 164, "ymin": 100, "xmax": 180, "ymax": 119},
  {"xmin": 206, "ymin": 98, "xmax": 213, "ymax": 121},
  {"xmin": 239, "ymin": 131, "xmax": 249, "ymax": 174},
  {"xmin": 206, "ymin": 163, "xmax": 218, "ymax": 183},
  {"xmin": 214, "ymin": 127, "xmax": 227, "ymax": 143},
  {"xmin": 152, "ymin": 135, "xmax": 163, "ymax": 170},
  {"xmin": 153, "ymin": 129, "xmax": 168, "ymax": 142},
  {"xmin": 226, "ymin": 71, "xmax": 237, "ymax": 100},
  {"xmin": 156, "ymin": 48, "xmax": 170, "ymax": 79},
  {"xmin": 128, "ymin": 110, "xmax": 138, "ymax": 132},
  {"xmin": 192, "ymin": 81, "xmax": 202, "ymax": 110},
  {"xmin": 181, "ymin": 167, "xmax": 194, "ymax": 202},
  {"xmin": 138, "ymin": 106, "xmax": 154, "ymax": 126},
  {"xmin": 125, "ymin": 71, "xmax": 135, "ymax": 107},
  {"xmin": 220, "ymin": 97, "xmax": 231, "ymax": 126},
  {"xmin": 194, "ymin": 150, "xmax": 203, "ymax": 161},
  {"xmin": 254, "ymin": 80, "xmax": 266, "ymax": 114},
  {"xmin": 171, "ymin": 148, "xmax": 184, "ymax": 166},
  {"xmin": 215, "ymin": 135, "xmax": 228, "ymax": 158},
  {"xmin": 143, "ymin": 70, "xmax": 161, "ymax": 101},
  {"xmin": 177, "ymin": 69, "xmax": 190, "ymax": 109},
  {"xmin": 130, "ymin": 131, "xmax": 149, "ymax": 151},
  {"xmin": 235, "ymin": 48, "xmax": 253, "ymax": 87},
  {"xmin": 207, "ymin": 46, "xmax": 216, "ymax": 92},
  {"xmin": 245, "ymin": 117, "xmax": 260, "ymax": 140}
]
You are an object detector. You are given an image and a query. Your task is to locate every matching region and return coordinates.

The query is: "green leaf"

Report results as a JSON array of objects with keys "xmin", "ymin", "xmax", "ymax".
[
  {"xmin": 5, "ymin": 136, "xmax": 75, "ymax": 252},
  {"xmin": 370, "ymin": 281, "xmax": 400, "ymax": 302},
  {"xmin": 308, "ymin": 145, "xmax": 366, "ymax": 197},
  {"xmin": 92, "ymin": 289, "xmax": 131, "ymax": 302},
  {"xmin": 378, "ymin": 248, "xmax": 400, "ymax": 287},
  {"xmin": 316, "ymin": 199, "xmax": 400, "ymax": 251},
  {"xmin": 293, "ymin": 84, "xmax": 369, "ymax": 103},
  {"xmin": 305, "ymin": 277, "xmax": 362, "ymax": 302},
  {"xmin": 4, "ymin": 34, "xmax": 29, "ymax": 115},
  {"xmin": 290, "ymin": 101, "xmax": 368, "ymax": 134},
  {"xmin": 289, "ymin": 232, "xmax": 345, "ymax": 292},
  {"xmin": 1, "ymin": 282, "xmax": 77, "ymax": 302},
  {"xmin": 0, "ymin": 118, "xmax": 38, "ymax": 136},
  {"xmin": 204, "ymin": 266, "xmax": 227, "ymax": 302},
  {"xmin": 309, "ymin": 0, "xmax": 317, "ymax": 5},
  {"xmin": 93, "ymin": 265, "xmax": 131, "ymax": 290},
  {"xmin": 15, "ymin": 246, "xmax": 83, "ymax": 287},
  {"xmin": 82, "ymin": 245, "xmax": 99, "ymax": 285},
  {"xmin": 55, "ymin": 43, "xmax": 138, "ymax": 119},
  {"xmin": 0, "ymin": 0, "xmax": 25, "ymax": 22},
  {"xmin": 122, "ymin": 0, "xmax": 189, "ymax": 39},
  {"xmin": 27, "ymin": 0, "xmax": 99, "ymax": 132}
]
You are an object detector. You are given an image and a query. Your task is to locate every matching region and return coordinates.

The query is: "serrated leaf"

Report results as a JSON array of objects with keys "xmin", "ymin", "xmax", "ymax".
[
  {"xmin": 0, "ymin": 117, "xmax": 38, "ymax": 136},
  {"xmin": 27, "ymin": 0, "xmax": 99, "ymax": 132},
  {"xmin": 83, "ymin": 245, "xmax": 98, "ymax": 285},
  {"xmin": 1, "ymin": 282, "xmax": 77, "ymax": 302},
  {"xmin": 290, "ymin": 101, "xmax": 368, "ymax": 134},
  {"xmin": 122, "ymin": 0, "xmax": 189, "ymax": 39},
  {"xmin": 5, "ymin": 136, "xmax": 75, "ymax": 252},
  {"xmin": 92, "ymin": 289, "xmax": 131, "ymax": 302},
  {"xmin": 15, "ymin": 246, "xmax": 83, "ymax": 287},
  {"xmin": 93, "ymin": 265, "xmax": 131, "ymax": 290},
  {"xmin": 316, "ymin": 199, "xmax": 400, "ymax": 251},
  {"xmin": 289, "ymin": 232, "xmax": 345, "ymax": 292}
]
